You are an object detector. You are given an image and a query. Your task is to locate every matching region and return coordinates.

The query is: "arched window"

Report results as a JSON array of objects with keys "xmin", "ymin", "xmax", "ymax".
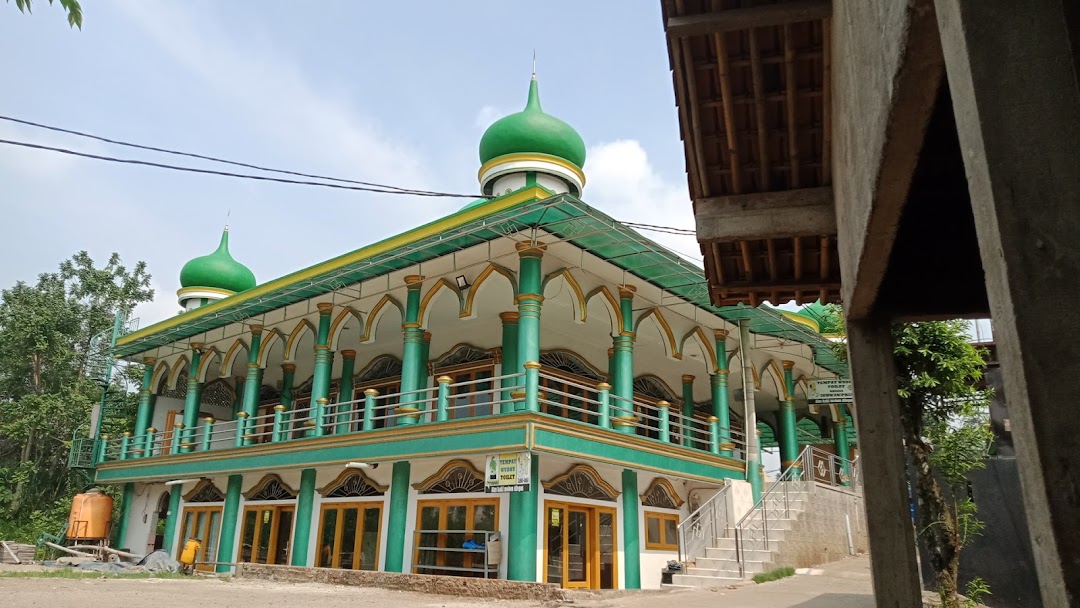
[
  {"xmin": 543, "ymin": 464, "xmax": 620, "ymax": 502},
  {"xmin": 640, "ymin": 478, "xmax": 684, "ymax": 509},
  {"xmin": 413, "ymin": 460, "xmax": 486, "ymax": 494},
  {"xmin": 183, "ymin": 480, "xmax": 225, "ymax": 503},
  {"xmin": 320, "ymin": 470, "xmax": 387, "ymax": 498},
  {"xmin": 243, "ymin": 474, "xmax": 297, "ymax": 501}
]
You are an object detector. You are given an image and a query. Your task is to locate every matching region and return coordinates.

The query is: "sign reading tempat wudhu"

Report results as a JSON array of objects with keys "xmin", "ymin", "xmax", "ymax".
[
  {"xmin": 485, "ymin": 452, "xmax": 531, "ymax": 493},
  {"xmin": 807, "ymin": 378, "xmax": 853, "ymax": 405}
]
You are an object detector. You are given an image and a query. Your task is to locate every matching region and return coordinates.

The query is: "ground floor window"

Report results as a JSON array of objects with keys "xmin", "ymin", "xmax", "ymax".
[
  {"xmin": 177, "ymin": 506, "xmax": 222, "ymax": 572},
  {"xmin": 413, "ymin": 498, "xmax": 498, "ymax": 577},
  {"xmin": 644, "ymin": 511, "xmax": 679, "ymax": 551},
  {"xmin": 544, "ymin": 501, "xmax": 617, "ymax": 589},
  {"xmin": 239, "ymin": 505, "xmax": 294, "ymax": 564},
  {"xmin": 317, "ymin": 502, "xmax": 382, "ymax": 570}
]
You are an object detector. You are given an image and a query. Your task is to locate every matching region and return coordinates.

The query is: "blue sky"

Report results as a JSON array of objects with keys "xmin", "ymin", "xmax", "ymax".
[{"xmin": 2, "ymin": 1, "xmax": 703, "ymax": 324}]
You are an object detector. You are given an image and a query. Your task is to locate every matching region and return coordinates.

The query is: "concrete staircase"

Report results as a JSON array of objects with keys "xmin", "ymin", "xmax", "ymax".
[{"xmin": 670, "ymin": 484, "xmax": 810, "ymax": 588}]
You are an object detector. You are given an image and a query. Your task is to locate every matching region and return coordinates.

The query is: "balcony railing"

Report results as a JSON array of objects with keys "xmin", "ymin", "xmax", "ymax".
[{"xmin": 96, "ymin": 366, "xmax": 747, "ymax": 463}]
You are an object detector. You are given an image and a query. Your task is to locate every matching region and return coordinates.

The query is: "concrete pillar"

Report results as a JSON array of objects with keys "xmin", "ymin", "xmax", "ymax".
[
  {"xmin": 937, "ymin": 2, "xmax": 1080, "ymax": 602},
  {"xmin": 133, "ymin": 357, "xmax": 156, "ymax": 452},
  {"xmin": 681, "ymin": 375, "xmax": 695, "ymax": 447},
  {"xmin": 499, "ymin": 312, "xmax": 520, "ymax": 412},
  {"xmin": 738, "ymin": 320, "xmax": 762, "ymax": 501},
  {"xmin": 515, "ymin": 243, "xmax": 545, "ymax": 378},
  {"xmin": 847, "ymin": 318, "xmax": 922, "ymax": 606},
  {"xmin": 712, "ymin": 329, "xmax": 734, "ymax": 457},
  {"xmin": 621, "ymin": 469, "xmax": 641, "ymax": 589},
  {"xmin": 778, "ymin": 361, "xmax": 800, "ymax": 474},
  {"xmin": 215, "ymin": 474, "xmax": 243, "ymax": 572},
  {"xmin": 241, "ymin": 325, "xmax": 263, "ymax": 445},
  {"xmin": 310, "ymin": 304, "xmax": 334, "ymax": 436},
  {"xmin": 290, "ymin": 468, "xmax": 316, "ymax": 566},
  {"xmin": 162, "ymin": 485, "xmax": 182, "ymax": 555},
  {"xmin": 398, "ymin": 276, "xmax": 425, "ymax": 424}
]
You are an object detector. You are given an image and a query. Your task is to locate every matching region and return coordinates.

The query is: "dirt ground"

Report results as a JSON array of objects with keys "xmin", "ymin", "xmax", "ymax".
[{"xmin": 0, "ymin": 557, "xmax": 877, "ymax": 608}]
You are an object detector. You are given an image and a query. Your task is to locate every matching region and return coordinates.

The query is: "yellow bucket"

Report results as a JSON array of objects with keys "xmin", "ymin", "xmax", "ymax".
[{"xmin": 179, "ymin": 538, "xmax": 202, "ymax": 566}]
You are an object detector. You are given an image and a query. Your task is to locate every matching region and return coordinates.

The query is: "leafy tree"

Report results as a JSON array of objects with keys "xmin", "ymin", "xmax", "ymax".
[
  {"xmin": 6, "ymin": 0, "xmax": 81, "ymax": 29},
  {"xmin": 824, "ymin": 309, "xmax": 993, "ymax": 607},
  {"xmin": 0, "ymin": 251, "xmax": 152, "ymax": 540}
]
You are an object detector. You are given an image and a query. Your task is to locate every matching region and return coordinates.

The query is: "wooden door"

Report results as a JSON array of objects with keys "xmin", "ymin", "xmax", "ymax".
[
  {"xmin": 239, "ymin": 505, "xmax": 294, "ymax": 564},
  {"xmin": 177, "ymin": 506, "xmax": 222, "ymax": 572},
  {"xmin": 317, "ymin": 503, "xmax": 383, "ymax": 570}
]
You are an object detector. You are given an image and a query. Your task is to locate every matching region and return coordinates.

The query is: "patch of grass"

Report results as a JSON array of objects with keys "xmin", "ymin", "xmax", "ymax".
[
  {"xmin": 0, "ymin": 569, "xmax": 189, "ymax": 579},
  {"xmin": 752, "ymin": 566, "xmax": 796, "ymax": 584}
]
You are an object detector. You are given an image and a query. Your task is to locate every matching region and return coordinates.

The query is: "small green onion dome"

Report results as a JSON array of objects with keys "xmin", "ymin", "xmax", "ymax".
[
  {"xmin": 479, "ymin": 77, "xmax": 586, "ymax": 169},
  {"xmin": 179, "ymin": 229, "xmax": 256, "ymax": 293}
]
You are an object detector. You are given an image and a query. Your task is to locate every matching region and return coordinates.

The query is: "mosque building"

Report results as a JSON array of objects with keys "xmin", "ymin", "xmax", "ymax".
[{"xmin": 92, "ymin": 75, "xmax": 852, "ymax": 589}]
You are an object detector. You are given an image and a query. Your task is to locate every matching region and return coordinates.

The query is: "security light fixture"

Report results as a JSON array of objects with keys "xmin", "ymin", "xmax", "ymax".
[
  {"xmin": 164, "ymin": 478, "xmax": 201, "ymax": 486},
  {"xmin": 455, "ymin": 275, "xmax": 470, "ymax": 290},
  {"xmin": 346, "ymin": 462, "xmax": 378, "ymax": 470}
]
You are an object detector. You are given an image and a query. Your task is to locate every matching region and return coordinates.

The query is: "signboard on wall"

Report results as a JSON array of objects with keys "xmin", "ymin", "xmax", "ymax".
[
  {"xmin": 807, "ymin": 379, "xmax": 853, "ymax": 405},
  {"xmin": 485, "ymin": 452, "xmax": 531, "ymax": 493}
]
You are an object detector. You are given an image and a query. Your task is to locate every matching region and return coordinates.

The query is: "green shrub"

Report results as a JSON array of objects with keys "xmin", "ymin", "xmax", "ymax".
[{"xmin": 752, "ymin": 566, "xmax": 796, "ymax": 584}]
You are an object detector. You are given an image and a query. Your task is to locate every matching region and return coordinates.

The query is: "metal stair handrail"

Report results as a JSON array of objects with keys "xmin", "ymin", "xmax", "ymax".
[
  {"xmin": 733, "ymin": 445, "xmax": 815, "ymax": 576},
  {"xmin": 676, "ymin": 481, "xmax": 733, "ymax": 567}
]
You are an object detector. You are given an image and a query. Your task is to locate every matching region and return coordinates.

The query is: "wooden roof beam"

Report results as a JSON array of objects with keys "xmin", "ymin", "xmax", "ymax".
[
  {"xmin": 666, "ymin": 0, "xmax": 832, "ymax": 39},
  {"xmin": 695, "ymin": 187, "xmax": 836, "ymax": 242}
]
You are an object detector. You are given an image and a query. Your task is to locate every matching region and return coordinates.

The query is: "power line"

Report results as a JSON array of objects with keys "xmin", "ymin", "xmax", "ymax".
[
  {"xmin": 622, "ymin": 221, "xmax": 697, "ymax": 236},
  {"xmin": 0, "ymin": 114, "xmax": 475, "ymax": 198},
  {"xmin": 0, "ymin": 138, "xmax": 482, "ymax": 198}
]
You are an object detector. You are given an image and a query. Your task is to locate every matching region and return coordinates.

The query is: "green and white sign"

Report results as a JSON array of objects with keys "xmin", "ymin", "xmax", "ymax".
[
  {"xmin": 485, "ymin": 452, "xmax": 531, "ymax": 493},
  {"xmin": 807, "ymin": 379, "xmax": 853, "ymax": 405}
]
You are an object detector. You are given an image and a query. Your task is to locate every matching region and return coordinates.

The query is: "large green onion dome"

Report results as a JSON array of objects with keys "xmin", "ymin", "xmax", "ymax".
[
  {"xmin": 479, "ymin": 77, "xmax": 586, "ymax": 169},
  {"xmin": 179, "ymin": 228, "xmax": 256, "ymax": 294}
]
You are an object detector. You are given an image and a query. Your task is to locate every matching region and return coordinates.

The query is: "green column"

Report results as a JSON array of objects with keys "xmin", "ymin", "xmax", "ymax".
[
  {"xmin": 181, "ymin": 345, "xmax": 203, "ymax": 453},
  {"xmin": 291, "ymin": 468, "xmax": 316, "ymax": 566},
  {"xmin": 499, "ymin": 312, "xmax": 519, "ymax": 413},
  {"xmin": 835, "ymin": 404, "xmax": 852, "ymax": 485},
  {"xmin": 338, "ymin": 350, "xmax": 356, "ymax": 433},
  {"xmin": 115, "ymin": 482, "xmax": 135, "ymax": 549},
  {"xmin": 681, "ymin": 374, "xmax": 695, "ymax": 447},
  {"xmin": 779, "ymin": 360, "xmax": 801, "ymax": 474},
  {"xmin": 712, "ymin": 329, "xmax": 733, "ymax": 457},
  {"xmin": 281, "ymin": 363, "xmax": 296, "ymax": 410},
  {"xmin": 611, "ymin": 286, "xmax": 636, "ymax": 405},
  {"xmin": 418, "ymin": 332, "xmax": 431, "ymax": 393},
  {"xmin": 216, "ymin": 474, "xmax": 243, "ymax": 573},
  {"xmin": 310, "ymin": 304, "xmax": 334, "ymax": 437},
  {"xmin": 133, "ymin": 357, "xmax": 156, "ymax": 453},
  {"xmin": 163, "ymin": 485, "xmax": 182, "ymax": 554},
  {"xmin": 384, "ymin": 461, "xmax": 412, "ymax": 572},
  {"xmin": 508, "ymin": 454, "xmax": 539, "ymax": 581},
  {"xmin": 516, "ymin": 243, "xmax": 545, "ymax": 373},
  {"xmin": 241, "ymin": 325, "xmax": 264, "ymax": 446},
  {"xmin": 621, "ymin": 468, "xmax": 641, "ymax": 589},
  {"xmin": 231, "ymin": 377, "xmax": 244, "ymax": 420},
  {"xmin": 397, "ymin": 276, "xmax": 425, "ymax": 424}
]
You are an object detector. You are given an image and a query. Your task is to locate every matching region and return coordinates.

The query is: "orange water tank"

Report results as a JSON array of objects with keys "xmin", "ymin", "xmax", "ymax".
[{"xmin": 67, "ymin": 488, "xmax": 113, "ymax": 540}]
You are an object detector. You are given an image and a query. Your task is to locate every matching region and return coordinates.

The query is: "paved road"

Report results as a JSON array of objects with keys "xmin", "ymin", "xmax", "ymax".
[{"xmin": 1, "ymin": 557, "xmax": 876, "ymax": 608}]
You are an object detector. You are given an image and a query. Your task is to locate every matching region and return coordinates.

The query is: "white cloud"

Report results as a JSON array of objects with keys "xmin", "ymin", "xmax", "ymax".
[
  {"xmin": 114, "ymin": 2, "xmax": 428, "ymax": 188},
  {"xmin": 475, "ymin": 105, "xmax": 508, "ymax": 130},
  {"xmin": 583, "ymin": 139, "xmax": 702, "ymax": 263}
]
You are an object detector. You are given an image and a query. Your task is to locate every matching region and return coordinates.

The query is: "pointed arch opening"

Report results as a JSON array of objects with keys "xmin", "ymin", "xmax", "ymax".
[
  {"xmin": 461, "ymin": 264, "xmax": 517, "ymax": 319},
  {"xmin": 362, "ymin": 295, "xmax": 404, "ymax": 343},
  {"xmin": 418, "ymin": 278, "xmax": 464, "ymax": 328},
  {"xmin": 285, "ymin": 319, "xmax": 317, "ymax": 361},
  {"xmin": 328, "ymin": 306, "xmax": 364, "ymax": 350},
  {"xmin": 634, "ymin": 308, "xmax": 680, "ymax": 361}
]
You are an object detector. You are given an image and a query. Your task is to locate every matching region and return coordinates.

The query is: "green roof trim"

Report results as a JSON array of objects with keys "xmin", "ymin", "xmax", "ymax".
[{"xmin": 118, "ymin": 191, "xmax": 846, "ymax": 377}]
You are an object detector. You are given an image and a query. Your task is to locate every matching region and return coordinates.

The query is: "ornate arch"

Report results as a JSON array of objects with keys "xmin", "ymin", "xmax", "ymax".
[
  {"xmin": 320, "ymin": 470, "xmax": 387, "ymax": 497},
  {"xmin": 244, "ymin": 474, "xmax": 297, "ymax": 501},
  {"xmin": 431, "ymin": 344, "xmax": 496, "ymax": 369},
  {"xmin": 285, "ymin": 319, "xmax": 317, "ymax": 361},
  {"xmin": 219, "ymin": 338, "xmax": 249, "ymax": 377},
  {"xmin": 542, "ymin": 268, "xmax": 587, "ymax": 322},
  {"xmin": 539, "ymin": 350, "xmax": 606, "ymax": 382},
  {"xmin": 761, "ymin": 360, "xmax": 789, "ymax": 400},
  {"xmin": 328, "ymin": 306, "xmax": 364, "ymax": 350},
  {"xmin": 584, "ymin": 286, "xmax": 623, "ymax": 335},
  {"xmin": 679, "ymin": 327, "xmax": 719, "ymax": 373},
  {"xmin": 461, "ymin": 264, "xmax": 517, "ymax": 318},
  {"xmin": 150, "ymin": 360, "xmax": 171, "ymax": 394},
  {"xmin": 640, "ymin": 477, "xmax": 685, "ymax": 509},
  {"xmin": 543, "ymin": 464, "xmax": 619, "ymax": 501},
  {"xmin": 167, "ymin": 355, "xmax": 189, "ymax": 390},
  {"xmin": 633, "ymin": 375, "xmax": 679, "ymax": 402},
  {"xmin": 160, "ymin": 373, "xmax": 188, "ymax": 399},
  {"xmin": 183, "ymin": 479, "xmax": 225, "ymax": 503},
  {"xmin": 195, "ymin": 346, "xmax": 221, "ymax": 382},
  {"xmin": 355, "ymin": 355, "xmax": 403, "ymax": 382},
  {"xmin": 257, "ymin": 328, "xmax": 286, "ymax": 368},
  {"xmin": 413, "ymin": 459, "xmax": 485, "ymax": 494},
  {"xmin": 418, "ymin": 278, "xmax": 464, "ymax": 327},
  {"xmin": 634, "ymin": 308, "xmax": 680, "ymax": 360},
  {"xmin": 361, "ymin": 295, "xmax": 404, "ymax": 343},
  {"xmin": 201, "ymin": 378, "xmax": 234, "ymax": 408}
]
